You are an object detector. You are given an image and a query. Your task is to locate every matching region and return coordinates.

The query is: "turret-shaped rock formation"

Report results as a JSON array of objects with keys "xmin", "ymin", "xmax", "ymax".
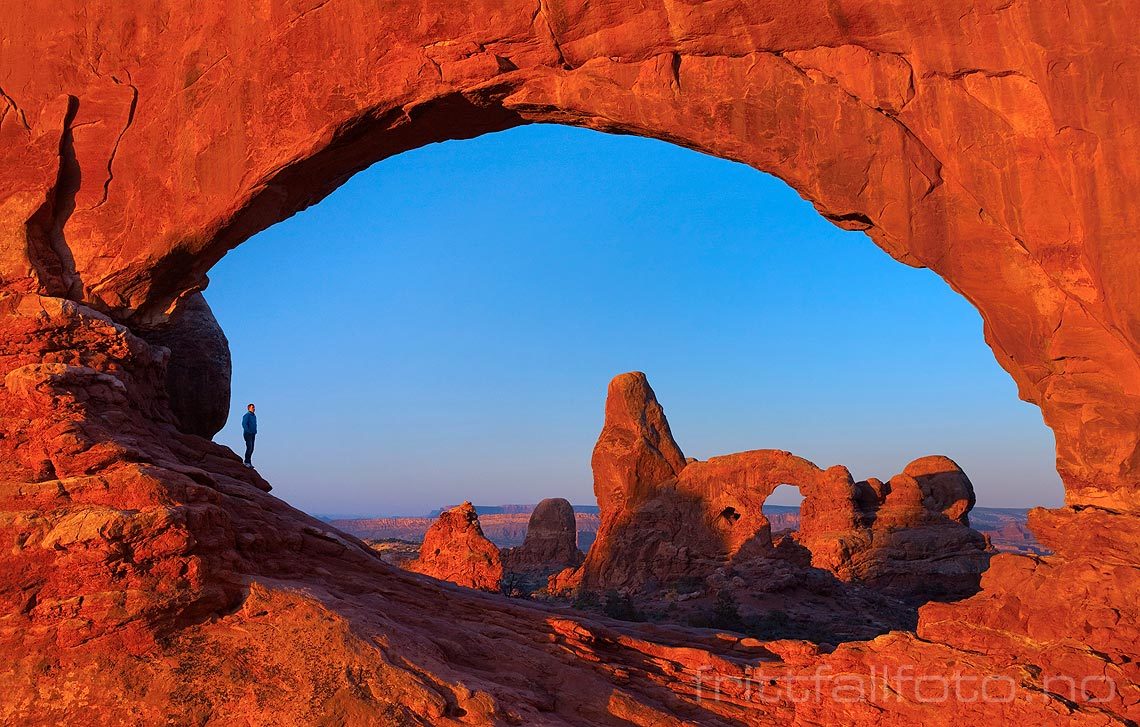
[{"xmin": 566, "ymin": 373, "xmax": 990, "ymax": 602}]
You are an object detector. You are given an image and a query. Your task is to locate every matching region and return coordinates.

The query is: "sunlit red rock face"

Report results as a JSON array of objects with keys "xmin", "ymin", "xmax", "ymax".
[
  {"xmin": 406, "ymin": 502, "xmax": 504, "ymax": 592},
  {"xmin": 3, "ymin": 0, "xmax": 1140, "ymax": 512},
  {"xmin": 1, "ymin": 0, "xmax": 1139, "ymax": 723},
  {"xmin": 568, "ymin": 373, "xmax": 991, "ymax": 605}
]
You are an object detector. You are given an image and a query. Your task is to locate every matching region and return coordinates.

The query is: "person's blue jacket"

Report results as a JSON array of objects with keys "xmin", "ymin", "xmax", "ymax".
[{"xmin": 242, "ymin": 411, "xmax": 257, "ymax": 435}]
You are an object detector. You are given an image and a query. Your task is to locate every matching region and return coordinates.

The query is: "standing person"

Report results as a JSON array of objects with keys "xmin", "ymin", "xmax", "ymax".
[{"xmin": 242, "ymin": 403, "xmax": 257, "ymax": 467}]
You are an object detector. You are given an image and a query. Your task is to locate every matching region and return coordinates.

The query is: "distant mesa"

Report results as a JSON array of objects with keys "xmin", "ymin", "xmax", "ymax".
[
  {"xmin": 340, "ymin": 509, "xmax": 600, "ymax": 553},
  {"xmin": 428, "ymin": 503, "xmax": 600, "ymax": 518},
  {"xmin": 394, "ymin": 498, "xmax": 588, "ymax": 596}
]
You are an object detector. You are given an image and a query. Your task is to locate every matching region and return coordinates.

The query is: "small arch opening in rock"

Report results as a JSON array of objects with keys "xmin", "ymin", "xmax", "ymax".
[
  {"xmin": 719, "ymin": 506, "xmax": 742, "ymax": 523},
  {"xmin": 763, "ymin": 483, "xmax": 804, "ymax": 535}
]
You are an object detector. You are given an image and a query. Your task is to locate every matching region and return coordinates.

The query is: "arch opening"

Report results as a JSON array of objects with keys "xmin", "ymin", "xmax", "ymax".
[
  {"xmin": 197, "ymin": 124, "xmax": 1053, "ymax": 645},
  {"xmin": 205, "ymin": 125, "xmax": 1062, "ymax": 526},
  {"xmin": 102, "ymin": 68, "xmax": 1139, "ymax": 513},
  {"xmin": 763, "ymin": 484, "xmax": 804, "ymax": 537}
]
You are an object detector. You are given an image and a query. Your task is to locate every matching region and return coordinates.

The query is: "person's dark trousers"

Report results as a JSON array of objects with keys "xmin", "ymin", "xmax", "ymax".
[{"xmin": 243, "ymin": 432, "xmax": 256, "ymax": 465}]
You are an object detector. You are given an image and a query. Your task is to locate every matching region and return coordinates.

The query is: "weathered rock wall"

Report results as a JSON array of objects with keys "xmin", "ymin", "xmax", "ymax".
[
  {"xmin": 1, "ymin": 1, "xmax": 1139, "ymax": 722},
  {"xmin": 3, "ymin": 0, "xmax": 1140, "ymax": 507}
]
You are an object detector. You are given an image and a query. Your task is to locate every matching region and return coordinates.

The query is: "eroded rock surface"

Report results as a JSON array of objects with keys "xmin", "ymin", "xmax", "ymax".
[
  {"xmin": 1, "ymin": 0, "xmax": 1139, "ymax": 723},
  {"xmin": 138, "ymin": 292, "xmax": 231, "ymax": 438},
  {"xmin": 407, "ymin": 502, "xmax": 503, "ymax": 593},
  {"xmin": 563, "ymin": 373, "xmax": 990, "ymax": 611}
]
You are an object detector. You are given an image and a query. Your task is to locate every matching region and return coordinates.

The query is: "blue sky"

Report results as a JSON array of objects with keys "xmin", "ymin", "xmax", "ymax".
[{"xmin": 206, "ymin": 124, "xmax": 1064, "ymax": 517}]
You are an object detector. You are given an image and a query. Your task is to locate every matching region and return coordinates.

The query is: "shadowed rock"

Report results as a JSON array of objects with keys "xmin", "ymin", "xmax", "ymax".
[
  {"xmin": 904, "ymin": 455, "xmax": 976, "ymax": 526},
  {"xmin": 138, "ymin": 292, "xmax": 231, "ymax": 438},
  {"xmin": 503, "ymin": 497, "xmax": 583, "ymax": 578}
]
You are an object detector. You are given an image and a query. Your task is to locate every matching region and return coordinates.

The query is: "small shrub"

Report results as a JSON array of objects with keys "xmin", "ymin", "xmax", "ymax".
[
  {"xmin": 572, "ymin": 589, "xmax": 601, "ymax": 611},
  {"xmin": 710, "ymin": 590, "xmax": 745, "ymax": 632},
  {"xmin": 602, "ymin": 589, "xmax": 644, "ymax": 622},
  {"xmin": 670, "ymin": 575, "xmax": 706, "ymax": 594},
  {"xmin": 686, "ymin": 612, "xmax": 712, "ymax": 629},
  {"xmin": 747, "ymin": 608, "xmax": 790, "ymax": 637},
  {"xmin": 743, "ymin": 609, "xmax": 838, "ymax": 642},
  {"xmin": 501, "ymin": 572, "xmax": 527, "ymax": 598}
]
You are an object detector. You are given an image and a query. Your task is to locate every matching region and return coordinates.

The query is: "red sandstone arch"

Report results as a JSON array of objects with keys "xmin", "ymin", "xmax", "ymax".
[
  {"xmin": 578, "ymin": 373, "xmax": 990, "ymax": 600},
  {"xmin": 3, "ymin": 0, "xmax": 1140, "ymax": 511},
  {"xmin": 2, "ymin": 1, "xmax": 1139, "ymax": 723},
  {"xmin": 679, "ymin": 451, "xmax": 856, "ymax": 554}
]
